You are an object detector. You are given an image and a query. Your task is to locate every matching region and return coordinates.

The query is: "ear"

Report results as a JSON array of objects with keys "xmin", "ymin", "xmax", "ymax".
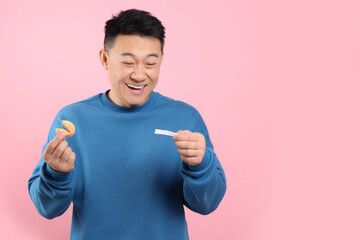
[
  {"xmin": 160, "ymin": 52, "xmax": 164, "ymax": 65},
  {"xmin": 99, "ymin": 49, "xmax": 109, "ymax": 70}
]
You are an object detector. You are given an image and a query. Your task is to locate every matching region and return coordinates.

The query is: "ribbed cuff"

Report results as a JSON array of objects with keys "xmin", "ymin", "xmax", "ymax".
[{"xmin": 42, "ymin": 162, "xmax": 74, "ymax": 183}]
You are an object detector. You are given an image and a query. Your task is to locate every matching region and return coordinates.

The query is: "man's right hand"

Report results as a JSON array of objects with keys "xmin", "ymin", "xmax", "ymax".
[{"xmin": 43, "ymin": 133, "xmax": 76, "ymax": 173}]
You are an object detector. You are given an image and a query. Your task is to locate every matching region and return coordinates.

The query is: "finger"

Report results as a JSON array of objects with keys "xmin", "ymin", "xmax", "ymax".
[
  {"xmin": 69, "ymin": 152, "xmax": 76, "ymax": 164},
  {"xmin": 52, "ymin": 140, "xmax": 69, "ymax": 159},
  {"xmin": 180, "ymin": 155, "xmax": 201, "ymax": 165},
  {"xmin": 178, "ymin": 148, "xmax": 200, "ymax": 157},
  {"xmin": 71, "ymin": 152, "xmax": 76, "ymax": 162},
  {"xmin": 44, "ymin": 133, "xmax": 67, "ymax": 157},
  {"xmin": 60, "ymin": 147, "xmax": 72, "ymax": 162},
  {"xmin": 175, "ymin": 140, "xmax": 201, "ymax": 150},
  {"xmin": 66, "ymin": 152, "xmax": 76, "ymax": 167},
  {"xmin": 64, "ymin": 150, "xmax": 76, "ymax": 164},
  {"xmin": 173, "ymin": 131, "xmax": 198, "ymax": 142}
]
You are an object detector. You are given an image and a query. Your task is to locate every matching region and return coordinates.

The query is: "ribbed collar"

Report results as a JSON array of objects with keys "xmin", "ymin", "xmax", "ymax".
[{"xmin": 99, "ymin": 89, "xmax": 158, "ymax": 113}]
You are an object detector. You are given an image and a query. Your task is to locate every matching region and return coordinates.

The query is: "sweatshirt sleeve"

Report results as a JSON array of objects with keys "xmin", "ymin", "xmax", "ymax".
[
  {"xmin": 28, "ymin": 113, "xmax": 76, "ymax": 219},
  {"xmin": 181, "ymin": 110, "xmax": 227, "ymax": 215}
]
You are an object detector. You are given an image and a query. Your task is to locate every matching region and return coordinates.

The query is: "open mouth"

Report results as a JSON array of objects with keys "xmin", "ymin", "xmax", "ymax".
[{"xmin": 126, "ymin": 83, "xmax": 146, "ymax": 90}]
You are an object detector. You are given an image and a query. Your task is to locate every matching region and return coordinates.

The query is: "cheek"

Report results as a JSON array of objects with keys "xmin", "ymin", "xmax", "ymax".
[
  {"xmin": 109, "ymin": 68, "xmax": 130, "ymax": 82},
  {"xmin": 146, "ymin": 69, "xmax": 160, "ymax": 81}
]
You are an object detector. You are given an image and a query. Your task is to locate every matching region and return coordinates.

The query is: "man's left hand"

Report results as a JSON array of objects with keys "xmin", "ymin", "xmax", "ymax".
[{"xmin": 173, "ymin": 130, "xmax": 206, "ymax": 166}]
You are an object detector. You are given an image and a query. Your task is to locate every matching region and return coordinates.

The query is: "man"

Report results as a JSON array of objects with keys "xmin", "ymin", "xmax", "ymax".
[{"xmin": 28, "ymin": 9, "xmax": 226, "ymax": 240}]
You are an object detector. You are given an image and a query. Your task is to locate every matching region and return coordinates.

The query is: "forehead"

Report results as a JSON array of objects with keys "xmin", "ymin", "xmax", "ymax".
[{"xmin": 111, "ymin": 34, "xmax": 161, "ymax": 56}]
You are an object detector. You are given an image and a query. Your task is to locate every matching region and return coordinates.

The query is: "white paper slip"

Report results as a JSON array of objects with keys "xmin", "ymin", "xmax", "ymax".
[{"xmin": 154, "ymin": 129, "xmax": 178, "ymax": 137}]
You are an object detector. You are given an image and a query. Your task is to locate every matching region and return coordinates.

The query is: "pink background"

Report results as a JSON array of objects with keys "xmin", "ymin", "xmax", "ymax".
[{"xmin": 1, "ymin": 0, "xmax": 360, "ymax": 239}]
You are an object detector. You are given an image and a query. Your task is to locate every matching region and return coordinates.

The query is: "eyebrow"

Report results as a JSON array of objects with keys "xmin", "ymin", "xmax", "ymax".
[{"xmin": 120, "ymin": 52, "xmax": 159, "ymax": 58}]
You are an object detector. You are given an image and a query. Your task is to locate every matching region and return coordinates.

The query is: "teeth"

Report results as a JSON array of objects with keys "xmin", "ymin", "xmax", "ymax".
[{"xmin": 126, "ymin": 83, "xmax": 145, "ymax": 90}]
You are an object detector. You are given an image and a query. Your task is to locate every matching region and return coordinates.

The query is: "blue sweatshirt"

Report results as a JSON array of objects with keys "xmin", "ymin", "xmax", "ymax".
[{"xmin": 28, "ymin": 89, "xmax": 227, "ymax": 240}]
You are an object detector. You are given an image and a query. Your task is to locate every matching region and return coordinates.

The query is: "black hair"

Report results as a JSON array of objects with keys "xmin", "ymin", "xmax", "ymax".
[{"xmin": 104, "ymin": 9, "xmax": 166, "ymax": 53}]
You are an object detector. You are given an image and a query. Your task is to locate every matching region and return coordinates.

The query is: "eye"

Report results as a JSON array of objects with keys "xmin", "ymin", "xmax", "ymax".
[
  {"xmin": 122, "ymin": 62, "xmax": 134, "ymax": 65},
  {"xmin": 146, "ymin": 63, "xmax": 156, "ymax": 66}
]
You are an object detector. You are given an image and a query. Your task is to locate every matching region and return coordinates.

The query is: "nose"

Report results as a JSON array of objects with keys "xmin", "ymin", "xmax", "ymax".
[{"xmin": 130, "ymin": 65, "xmax": 146, "ymax": 82}]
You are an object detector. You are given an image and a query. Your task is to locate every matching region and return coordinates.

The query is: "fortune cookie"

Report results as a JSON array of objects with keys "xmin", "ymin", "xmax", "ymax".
[{"xmin": 55, "ymin": 120, "xmax": 75, "ymax": 138}]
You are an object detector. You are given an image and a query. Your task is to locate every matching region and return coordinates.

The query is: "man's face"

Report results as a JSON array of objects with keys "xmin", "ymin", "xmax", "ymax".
[{"xmin": 99, "ymin": 34, "xmax": 164, "ymax": 108}]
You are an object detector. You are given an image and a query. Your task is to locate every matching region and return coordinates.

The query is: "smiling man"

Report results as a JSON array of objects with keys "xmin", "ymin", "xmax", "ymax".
[
  {"xmin": 100, "ymin": 34, "xmax": 163, "ymax": 108},
  {"xmin": 28, "ymin": 9, "xmax": 226, "ymax": 240}
]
